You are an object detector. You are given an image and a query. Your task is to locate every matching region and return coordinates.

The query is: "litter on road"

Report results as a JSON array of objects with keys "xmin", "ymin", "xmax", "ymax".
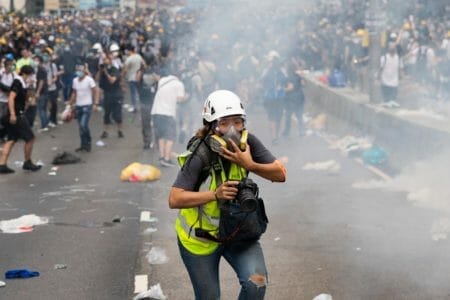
[
  {"xmin": 146, "ymin": 247, "xmax": 169, "ymax": 265},
  {"xmin": 133, "ymin": 283, "xmax": 167, "ymax": 300},
  {"xmin": 121, "ymin": 162, "xmax": 161, "ymax": 182},
  {"xmin": 54, "ymin": 264, "xmax": 67, "ymax": 270},
  {"xmin": 5, "ymin": 269, "xmax": 40, "ymax": 279},
  {"xmin": 0, "ymin": 214, "xmax": 49, "ymax": 234},
  {"xmin": 302, "ymin": 160, "xmax": 341, "ymax": 172},
  {"xmin": 0, "ymin": 280, "xmax": 5, "ymax": 287},
  {"xmin": 313, "ymin": 294, "xmax": 333, "ymax": 300}
]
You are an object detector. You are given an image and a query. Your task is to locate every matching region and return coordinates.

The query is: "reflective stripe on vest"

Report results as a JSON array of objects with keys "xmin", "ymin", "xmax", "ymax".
[{"xmin": 175, "ymin": 152, "xmax": 247, "ymax": 255}]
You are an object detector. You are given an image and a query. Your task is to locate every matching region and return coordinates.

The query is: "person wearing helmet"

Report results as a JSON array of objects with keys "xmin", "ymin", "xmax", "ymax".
[
  {"xmin": 109, "ymin": 43, "xmax": 123, "ymax": 70},
  {"xmin": 169, "ymin": 90, "xmax": 286, "ymax": 299}
]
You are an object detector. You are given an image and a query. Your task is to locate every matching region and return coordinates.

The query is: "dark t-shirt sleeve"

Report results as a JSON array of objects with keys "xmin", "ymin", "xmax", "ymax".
[
  {"xmin": 248, "ymin": 133, "xmax": 276, "ymax": 164},
  {"xmin": 172, "ymin": 133, "xmax": 276, "ymax": 191},
  {"xmin": 173, "ymin": 154, "xmax": 205, "ymax": 191}
]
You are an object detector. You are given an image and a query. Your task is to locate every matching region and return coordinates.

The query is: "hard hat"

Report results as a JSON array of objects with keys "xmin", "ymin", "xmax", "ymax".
[
  {"xmin": 92, "ymin": 43, "xmax": 102, "ymax": 51},
  {"xmin": 356, "ymin": 29, "xmax": 365, "ymax": 36},
  {"xmin": 109, "ymin": 43, "xmax": 119, "ymax": 52},
  {"xmin": 202, "ymin": 90, "xmax": 246, "ymax": 123}
]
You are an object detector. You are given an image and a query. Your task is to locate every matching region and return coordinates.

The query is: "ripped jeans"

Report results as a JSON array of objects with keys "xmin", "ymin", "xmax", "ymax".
[{"xmin": 178, "ymin": 238, "xmax": 267, "ymax": 300}]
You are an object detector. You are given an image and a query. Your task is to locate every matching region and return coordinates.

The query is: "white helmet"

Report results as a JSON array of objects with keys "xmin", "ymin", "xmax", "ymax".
[
  {"xmin": 202, "ymin": 90, "xmax": 246, "ymax": 123},
  {"xmin": 109, "ymin": 43, "xmax": 120, "ymax": 52},
  {"xmin": 92, "ymin": 43, "xmax": 102, "ymax": 51}
]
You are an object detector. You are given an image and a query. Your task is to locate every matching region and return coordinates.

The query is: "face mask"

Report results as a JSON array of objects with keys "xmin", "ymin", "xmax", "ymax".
[
  {"xmin": 209, "ymin": 128, "xmax": 248, "ymax": 153},
  {"xmin": 222, "ymin": 125, "xmax": 242, "ymax": 149},
  {"xmin": 75, "ymin": 70, "xmax": 84, "ymax": 77}
]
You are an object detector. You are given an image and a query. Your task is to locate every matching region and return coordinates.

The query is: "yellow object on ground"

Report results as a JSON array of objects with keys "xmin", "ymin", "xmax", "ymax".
[{"xmin": 120, "ymin": 163, "xmax": 161, "ymax": 182}]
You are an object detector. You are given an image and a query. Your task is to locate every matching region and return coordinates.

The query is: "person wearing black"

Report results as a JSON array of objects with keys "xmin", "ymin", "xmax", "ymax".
[
  {"xmin": 97, "ymin": 55, "xmax": 124, "ymax": 138},
  {"xmin": 58, "ymin": 43, "xmax": 77, "ymax": 102},
  {"xmin": 138, "ymin": 57, "xmax": 159, "ymax": 149},
  {"xmin": 282, "ymin": 62, "xmax": 306, "ymax": 138},
  {"xmin": 0, "ymin": 65, "xmax": 42, "ymax": 174},
  {"xmin": 35, "ymin": 55, "xmax": 50, "ymax": 131}
]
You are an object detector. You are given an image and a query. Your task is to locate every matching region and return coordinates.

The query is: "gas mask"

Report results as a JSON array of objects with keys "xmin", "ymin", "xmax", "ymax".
[{"xmin": 209, "ymin": 127, "xmax": 248, "ymax": 153}]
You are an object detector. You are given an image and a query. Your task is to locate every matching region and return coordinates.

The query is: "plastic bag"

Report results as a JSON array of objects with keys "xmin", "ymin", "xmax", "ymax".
[
  {"xmin": 120, "ymin": 162, "xmax": 161, "ymax": 182},
  {"xmin": 60, "ymin": 105, "xmax": 74, "ymax": 123}
]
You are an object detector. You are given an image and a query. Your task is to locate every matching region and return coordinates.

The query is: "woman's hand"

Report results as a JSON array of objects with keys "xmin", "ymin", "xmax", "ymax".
[
  {"xmin": 9, "ymin": 114, "xmax": 17, "ymax": 124},
  {"xmin": 215, "ymin": 181, "xmax": 239, "ymax": 201},
  {"xmin": 220, "ymin": 140, "xmax": 254, "ymax": 171}
]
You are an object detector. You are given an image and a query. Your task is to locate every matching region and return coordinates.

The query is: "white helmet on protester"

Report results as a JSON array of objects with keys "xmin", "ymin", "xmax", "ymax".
[
  {"xmin": 202, "ymin": 90, "xmax": 246, "ymax": 123},
  {"xmin": 92, "ymin": 43, "xmax": 102, "ymax": 52},
  {"xmin": 109, "ymin": 43, "xmax": 120, "ymax": 52}
]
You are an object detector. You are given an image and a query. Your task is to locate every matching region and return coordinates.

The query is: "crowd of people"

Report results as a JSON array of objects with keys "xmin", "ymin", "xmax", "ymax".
[{"xmin": 0, "ymin": 0, "xmax": 449, "ymax": 174}]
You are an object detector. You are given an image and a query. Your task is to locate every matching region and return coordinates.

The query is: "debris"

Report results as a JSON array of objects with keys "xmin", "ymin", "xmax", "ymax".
[
  {"xmin": 96, "ymin": 140, "xmax": 106, "ymax": 147},
  {"xmin": 328, "ymin": 135, "xmax": 372, "ymax": 156},
  {"xmin": 51, "ymin": 166, "xmax": 59, "ymax": 172},
  {"xmin": 36, "ymin": 160, "xmax": 44, "ymax": 166},
  {"xmin": 75, "ymin": 178, "xmax": 79, "ymax": 182},
  {"xmin": 274, "ymin": 237, "xmax": 281, "ymax": 241},
  {"xmin": 112, "ymin": 215, "xmax": 123, "ymax": 223},
  {"xmin": 143, "ymin": 227, "xmax": 157, "ymax": 235},
  {"xmin": 309, "ymin": 113, "xmax": 327, "ymax": 131},
  {"xmin": 356, "ymin": 247, "xmax": 362, "ymax": 251},
  {"xmin": 121, "ymin": 163, "xmax": 161, "ymax": 182},
  {"xmin": 52, "ymin": 147, "xmax": 58, "ymax": 151},
  {"xmin": 133, "ymin": 283, "xmax": 167, "ymax": 300},
  {"xmin": 0, "ymin": 280, "xmax": 5, "ymax": 287},
  {"xmin": 146, "ymin": 247, "xmax": 169, "ymax": 265},
  {"xmin": 313, "ymin": 294, "xmax": 333, "ymax": 300},
  {"xmin": 48, "ymin": 171, "xmax": 57, "ymax": 176},
  {"xmin": 29, "ymin": 184, "xmax": 35, "ymax": 187},
  {"xmin": 362, "ymin": 146, "xmax": 388, "ymax": 165},
  {"xmin": 54, "ymin": 264, "xmax": 67, "ymax": 270},
  {"xmin": 431, "ymin": 218, "xmax": 450, "ymax": 241},
  {"xmin": 302, "ymin": 160, "xmax": 341, "ymax": 172},
  {"xmin": 5, "ymin": 269, "xmax": 40, "ymax": 279},
  {"xmin": 14, "ymin": 161, "xmax": 23, "ymax": 167},
  {"xmin": 0, "ymin": 214, "xmax": 49, "ymax": 234},
  {"xmin": 52, "ymin": 152, "xmax": 81, "ymax": 165}
]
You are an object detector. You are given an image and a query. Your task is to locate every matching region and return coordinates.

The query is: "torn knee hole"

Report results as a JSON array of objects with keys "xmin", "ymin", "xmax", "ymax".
[{"xmin": 249, "ymin": 274, "xmax": 267, "ymax": 287}]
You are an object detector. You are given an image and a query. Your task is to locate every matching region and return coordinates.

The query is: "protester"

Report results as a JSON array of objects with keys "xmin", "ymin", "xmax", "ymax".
[
  {"xmin": 69, "ymin": 64, "xmax": 100, "ymax": 152},
  {"xmin": 0, "ymin": 57, "xmax": 15, "ymax": 141},
  {"xmin": 123, "ymin": 45, "xmax": 145, "ymax": 113},
  {"xmin": 380, "ymin": 42, "xmax": 403, "ymax": 105},
  {"xmin": 97, "ymin": 55, "xmax": 124, "ymax": 139},
  {"xmin": 261, "ymin": 51, "xmax": 287, "ymax": 145},
  {"xmin": 138, "ymin": 56, "xmax": 159, "ymax": 150},
  {"xmin": 169, "ymin": 89, "xmax": 286, "ymax": 299},
  {"xmin": 151, "ymin": 67, "xmax": 185, "ymax": 167},
  {"xmin": 0, "ymin": 65, "xmax": 41, "ymax": 174},
  {"xmin": 35, "ymin": 55, "xmax": 50, "ymax": 131}
]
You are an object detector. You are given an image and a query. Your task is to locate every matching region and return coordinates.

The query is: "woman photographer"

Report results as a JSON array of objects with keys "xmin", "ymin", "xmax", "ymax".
[{"xmin": 169, "ymin": 90, "xmax": 286, "ymax": 299}]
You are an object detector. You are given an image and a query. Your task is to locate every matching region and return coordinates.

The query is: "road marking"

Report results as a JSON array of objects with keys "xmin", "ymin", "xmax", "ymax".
[
  {"xmin": 140, "ymin": 211, "xmax": 151, "ymax": 222},
  {"xmin": 354, "ymin": 158, "xmax": 392, "ymax": 181},
  {"xmin": 134, "ymin": 274, "xmax": 148, "ymax": 294}
]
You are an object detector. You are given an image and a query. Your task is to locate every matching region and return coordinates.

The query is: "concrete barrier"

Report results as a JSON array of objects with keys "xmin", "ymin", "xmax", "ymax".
[{"xmin": 303, "ymin": 75, "xmax": 450, "ymax": 171}]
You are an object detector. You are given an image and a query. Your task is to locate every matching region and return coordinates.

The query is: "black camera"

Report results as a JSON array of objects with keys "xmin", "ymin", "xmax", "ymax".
[{"xmin": 235, "ymin": 178, "xmax": 259, "ymax": 212}]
